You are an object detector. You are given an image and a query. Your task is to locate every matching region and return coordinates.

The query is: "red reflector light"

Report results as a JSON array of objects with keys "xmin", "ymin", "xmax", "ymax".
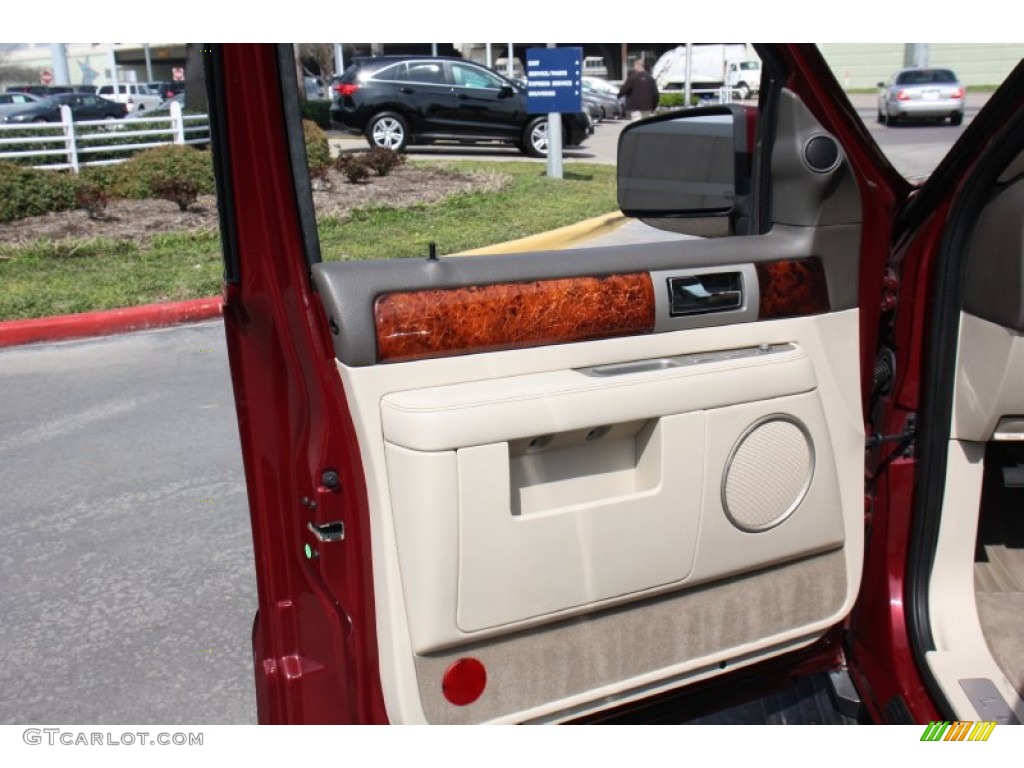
[
  {"xmin": 442, "ymin": 658, "xmax": 486, "ymax": 706},
  {"xmin": 335, "ymin": 83, "xmax": 359, "ymax": 97},
  {"xmin": 897, "ymin": 90, "xmax": 911, "ymax": 101}
]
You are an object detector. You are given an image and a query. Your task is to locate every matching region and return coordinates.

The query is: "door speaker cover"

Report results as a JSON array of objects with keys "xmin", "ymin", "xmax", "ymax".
[{"xmin": 722, "ymin": 416, "xmax": 814, "ymax": 532}]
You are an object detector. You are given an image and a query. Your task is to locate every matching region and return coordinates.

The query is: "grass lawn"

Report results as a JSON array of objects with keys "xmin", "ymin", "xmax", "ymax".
[{"xmin": 0, "ymin": 161, "xmax": 617, "ymax": 321}]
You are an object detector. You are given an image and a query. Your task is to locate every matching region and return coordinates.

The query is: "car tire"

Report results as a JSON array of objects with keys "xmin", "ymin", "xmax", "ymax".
[
  {"xmin": 366, "ymin": 112, "xmax": 409, "ymax": 152},
  {"xmin": 522, "ymin": 117, "xmax": 548, "ymax": 158},
  {"xmin": 735, "ymin": 83, "xmax": 751, "ymax": 101},
  {"xmin": 950, "ymin": 111, "xmax": 964, "ymax": 126},
  {"xmin": 884, "ymin": 111, "xmax": 897, "ymax": 127},
  {"xmin": 877, "ymin": 108, "xmax": 885, "ymax": 124}
]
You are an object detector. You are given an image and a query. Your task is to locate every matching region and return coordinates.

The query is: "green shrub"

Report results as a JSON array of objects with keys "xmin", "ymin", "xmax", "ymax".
[
  {"xmin": 110, "ymin": 145, "xmax": 215, "ymax": 200},
  {"xmin": 0, "ymin": 162, "xmax": 78, "ymax": 222},
  {"xmin": 364, "ymin": 147, "xmax": 406, "ymax": 177},
  {"xmin": 303, "ymin": 119, "xmax": 331, "ymax": 173},
  {"xmin": 334, "ymin": 153, "xmax": 370, "ymax": 184},
  {"xmin": 78, "ymin": 164, "xmax": 122, "ymax": 196},
  {"xmin": 75, "ymin": 182, "xmax": 109, "ymax": 219},
  {"xmin": 152, "ymin": 178, "xmax": 200, "ymax": 211},
  {"xmin": 300, "ymin": 99, "xmax": 332, "ymax": 130},
  {"xmin": 658, "ymin": 92, "xmax": 699, "ymax": 110}
]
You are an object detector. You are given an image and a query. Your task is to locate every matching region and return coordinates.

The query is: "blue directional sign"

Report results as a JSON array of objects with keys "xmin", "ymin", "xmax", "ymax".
[{"xmin": 525, "ymin": 47, "xmax": 583, "ymax": 113}]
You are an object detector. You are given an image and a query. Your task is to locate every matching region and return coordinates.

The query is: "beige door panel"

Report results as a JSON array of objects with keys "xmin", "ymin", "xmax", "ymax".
[{"xmin": 339, "ymin": 310, "xmax": 864, "ymax": 722}]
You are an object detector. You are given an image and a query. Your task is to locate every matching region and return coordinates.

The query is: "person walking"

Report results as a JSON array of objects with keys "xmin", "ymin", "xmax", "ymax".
[{"xmin": 618, "ymin": 58, "xmax": 659, "ymax": 120}]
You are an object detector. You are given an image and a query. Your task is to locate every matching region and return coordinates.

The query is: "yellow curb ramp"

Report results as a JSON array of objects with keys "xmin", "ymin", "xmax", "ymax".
[{"xmin": 455, "ymin": 211, "xmax": 627, "ymax": 256}]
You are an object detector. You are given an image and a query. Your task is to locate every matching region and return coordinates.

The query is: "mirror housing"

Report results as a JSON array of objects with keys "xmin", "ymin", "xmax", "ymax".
[
  {"xmin": 877, "ymin": 81, "xmax": 887, "ymax": 88},
  {"xmin": 498, "ymin": 84, "xmax": 516, "ymax": 98},
  {"xmin": 617, "ymin": 105, "xmax": 754, "ymax": 237}
]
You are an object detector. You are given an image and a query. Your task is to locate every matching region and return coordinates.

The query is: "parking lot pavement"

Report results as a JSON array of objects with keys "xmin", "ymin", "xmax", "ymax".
[{"xmin": 0, "ymin": 323, "xmax": 256, "ymax": 724}]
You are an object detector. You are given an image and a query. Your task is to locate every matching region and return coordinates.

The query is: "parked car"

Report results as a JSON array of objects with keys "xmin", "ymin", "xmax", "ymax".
[
  {"xmin": 155, "ymin": 81, "xmax": 186, "ymax": 101},
  {"xmin": 303, "ymin": 75, "xmax": 325, "ymax": 100},
  {"xmin": 582, "ymin": 79, "xmax": 624, "ymax": 119},
  {"xmin": 0, "ymin": 93, "xmax": 127, "ymax": 123},
  {"xmin": 0, "ymin": 91, "xmax": 44, "ymax": 118},
  {"xmin": 329, "ymin": 56, "xmax": 592, "ymax": 157},
  {"xmin": 877, "ymin": 67, "xmax": 966, "ymax": 126},
  {"xmin": 5, "ymin": 84, "xmax": 94, "ymax": 96},
  {"xmin": 96, "ymin": 82, "xmax": 164, "ymax": 113},
  {"xmin": 206, "ymin": 44, "xmax": 1024, "ymax": 726},
  {"xmin": 121, "ymin": 93, "xmax": 185, "ymax": 121}
]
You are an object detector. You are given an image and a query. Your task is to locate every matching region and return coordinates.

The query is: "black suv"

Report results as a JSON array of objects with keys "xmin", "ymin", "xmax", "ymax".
[{"xmin": 329, "ymin": 56, "xmax": 593, "ymax": 157}]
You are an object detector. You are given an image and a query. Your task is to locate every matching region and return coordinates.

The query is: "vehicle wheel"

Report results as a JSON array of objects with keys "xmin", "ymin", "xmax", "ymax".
[
  {"xmin": 877, "ymin": 108, "xmax": 885, "ymax": 124},
  {"xmin": 950, "ymin": 111, "xmax": 964, "ymax": 126},
  {"xmin": 366, "ymin": 112, "xmax": 408, "ymax": 152},
  {"xmin": 522, "ymin": 117, "xmax": 548, "ymax": 157},
  {"xmin": 33, "ymin": 117, "xmax": 48, "ymax": 123},
  {"xmin": 735, "ymin": 83, "xmax": 751, "ymax": 101},
  {"xmin": 884, "ymin": 111, "xmax": 896, "ymax": 127}
]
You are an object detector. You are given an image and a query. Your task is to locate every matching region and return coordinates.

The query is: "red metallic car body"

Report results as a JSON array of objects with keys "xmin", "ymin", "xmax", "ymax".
[{"xmin": 208, "ymin": 43, "xmax": 1024, "ymax": 724}]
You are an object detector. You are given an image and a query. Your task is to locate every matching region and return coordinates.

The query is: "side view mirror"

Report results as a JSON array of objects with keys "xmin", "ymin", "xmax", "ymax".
[
  {"xmin": 498, "ymin": 85, "xmax": 516, "ymax": 99},
  {"xmin": 877, "ymin": 81, "xmax": 887, "ymax": 88},
  {"xmin": 617, "ymin": 104, "xmax": 754, "ymax": 237}
]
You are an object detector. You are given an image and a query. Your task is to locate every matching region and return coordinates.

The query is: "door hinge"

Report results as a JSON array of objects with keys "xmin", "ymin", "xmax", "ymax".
[{"xmin": 866, "ymin": 414, "xmax": 917, "ymax": 450}]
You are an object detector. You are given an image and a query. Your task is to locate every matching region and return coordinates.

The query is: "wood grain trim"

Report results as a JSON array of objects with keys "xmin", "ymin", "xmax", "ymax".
[
  {"xmin": 375, "ymin": 273, "xmax": 655, "ymax": 363},
  {"xmin": 756, "ymin": 259, "xmax": 830, "ymax": 320}
]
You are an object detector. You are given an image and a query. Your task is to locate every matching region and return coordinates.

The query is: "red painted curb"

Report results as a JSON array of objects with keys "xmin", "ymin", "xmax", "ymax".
[{"xmin": 0, "ymin": 296, "xmax": 223, "ymax": 348}]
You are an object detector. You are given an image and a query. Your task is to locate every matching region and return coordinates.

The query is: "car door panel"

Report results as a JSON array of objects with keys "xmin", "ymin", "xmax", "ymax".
[
  {"xmin": 324, "ymin": 295, "xmax": 863, "ymax": 721},
  {"xmin": 214, "ymin": 41, "xmax": 897, "ymax": 723},
  {"xmin": 303, "ymin": 86, "xmax": 866, "ymax": 723}
]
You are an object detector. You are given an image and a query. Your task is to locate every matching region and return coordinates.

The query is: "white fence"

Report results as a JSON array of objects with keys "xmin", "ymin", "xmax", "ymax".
[{"xmin": 0, "ymin": 101, "xmax": 210, "ymax": 172}]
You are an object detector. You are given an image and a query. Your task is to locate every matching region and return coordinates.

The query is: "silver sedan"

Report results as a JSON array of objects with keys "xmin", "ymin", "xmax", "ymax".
[{"xmin": 877, "ymin": 67, "xmax": 965, "ymax": 126}]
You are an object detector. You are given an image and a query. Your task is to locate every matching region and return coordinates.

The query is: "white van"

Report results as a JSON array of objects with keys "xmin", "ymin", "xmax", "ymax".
[
  {"xmin": 726, "ymin": 60, "xmax": 762, "ymax": 100},
  {"xmin": 95, "ymin": 83, "xmax": 163, "ymax": 113}
]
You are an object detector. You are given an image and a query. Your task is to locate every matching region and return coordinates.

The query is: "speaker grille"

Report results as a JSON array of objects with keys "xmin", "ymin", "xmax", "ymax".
[
  {"xmin": 722, "ymin": 416, "xmax": 813, "ymax": 531},
  {"xmin": 804, "ymin": 135, "xmax": 841, "ymax": 173}
]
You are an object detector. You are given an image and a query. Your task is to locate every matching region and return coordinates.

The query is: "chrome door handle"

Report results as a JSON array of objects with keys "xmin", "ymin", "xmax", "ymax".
[{"xmin": 667, "ymin": 273, "xmax": 743, "ymax": 316}]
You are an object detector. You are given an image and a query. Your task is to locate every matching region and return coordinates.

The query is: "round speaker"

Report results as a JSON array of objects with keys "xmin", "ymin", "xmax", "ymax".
[
  {"xmin": 803, "ymin": 134, "xmax": 841, "ymax": 174},
  {"xmin": 722, "ymin": 416, "xmax": 814, "ymax": 532}
]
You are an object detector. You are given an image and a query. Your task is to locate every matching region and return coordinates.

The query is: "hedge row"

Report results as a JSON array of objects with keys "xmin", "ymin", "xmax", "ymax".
[
  {"xmin": 658, "ymin": 93, "xmax": 702, "ymax": 109},
  {"xmin": 0, "ymin": 119, "xmax": 328, "ymax": 222},
  {"xmin": 300, "ymin": 99, "xmax": 332, "ymax": 130}
]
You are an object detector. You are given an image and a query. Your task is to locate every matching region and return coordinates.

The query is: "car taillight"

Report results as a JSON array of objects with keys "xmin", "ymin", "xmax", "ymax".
[
  {"xmin": 951, "ymin": 87, "xmax": 964, "ymax": 98},
  {"xmin": 334, "ymin": 83, "xmax": 359, "ymax": 97},
  {"xmin": 897, "ymin": 90, "xmax": 911, "ymax": 100}
]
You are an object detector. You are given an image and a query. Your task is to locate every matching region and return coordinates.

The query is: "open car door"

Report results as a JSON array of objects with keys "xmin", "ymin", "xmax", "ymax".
[{"xmin": 210, "ymin": 44, "xmax": 925, "ymax": 724}]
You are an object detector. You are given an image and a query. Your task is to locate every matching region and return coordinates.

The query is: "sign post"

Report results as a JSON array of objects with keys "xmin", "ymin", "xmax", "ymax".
[{"xmin": 525, "ymin": 47, "xmax": 582, "ymax": 180}]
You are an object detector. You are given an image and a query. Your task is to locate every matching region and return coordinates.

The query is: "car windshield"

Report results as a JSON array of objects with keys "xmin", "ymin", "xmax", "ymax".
[{"xmin": 896, "ymin": 69, "xmax": 957, "ymax": 85}]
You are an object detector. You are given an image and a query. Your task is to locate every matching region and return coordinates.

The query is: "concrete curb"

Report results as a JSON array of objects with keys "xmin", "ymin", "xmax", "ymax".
[
  {"xmin": 0, "ymin": 212, "xmax": 623, "ymax": 349},
  {"xmin": 456, "ymin": 211, "xmax": 627, "ymax": 255},
  {"xmin": 0, "ymin": 297, "xmax": 223, "ymax": 349}
]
